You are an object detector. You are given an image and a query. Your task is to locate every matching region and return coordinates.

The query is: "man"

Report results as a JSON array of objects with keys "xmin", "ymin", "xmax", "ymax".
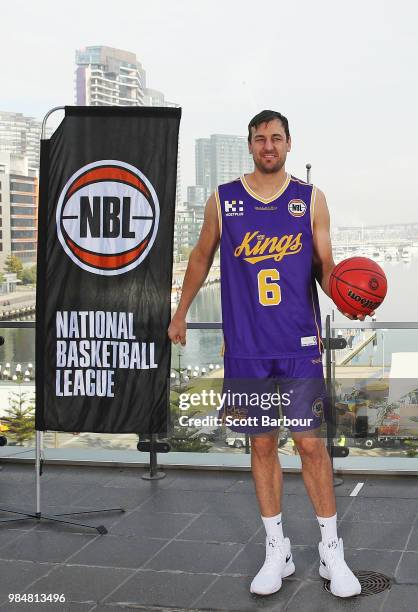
[{"xmin": 168, "ymin": 110, "xmax": 371, "ymax": 598}]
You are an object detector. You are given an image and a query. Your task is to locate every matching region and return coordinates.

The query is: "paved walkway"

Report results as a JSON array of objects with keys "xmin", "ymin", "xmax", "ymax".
[{"xmin": 0, "ymin": 464, "xmax": 416, "ymax": 610}]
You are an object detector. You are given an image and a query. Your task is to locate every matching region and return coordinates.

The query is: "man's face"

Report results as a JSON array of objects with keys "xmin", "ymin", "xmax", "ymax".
[{"xmin": 248, "ymin": 119, "xmax": 291, "ymax": 174}]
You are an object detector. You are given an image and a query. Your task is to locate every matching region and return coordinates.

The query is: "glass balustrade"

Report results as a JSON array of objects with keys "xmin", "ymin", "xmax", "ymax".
[{"xmin": 0, "ymin": 323, "xmax": 417, "ymax": 469}]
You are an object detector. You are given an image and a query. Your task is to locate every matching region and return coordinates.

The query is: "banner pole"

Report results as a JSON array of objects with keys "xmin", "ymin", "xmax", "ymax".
[
  {"xmin": 0, "ymin": 106, "xmax": 125, "ymax": 532},
  {"xmin": 35, "ymin": 431, "xmax": 41, "ymax": 516}
]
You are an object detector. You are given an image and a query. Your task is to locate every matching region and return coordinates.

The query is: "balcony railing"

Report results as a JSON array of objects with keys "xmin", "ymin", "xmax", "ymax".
[{"xmin": 0, "ymin": 321, "xmax": 417, "ymax": 474}]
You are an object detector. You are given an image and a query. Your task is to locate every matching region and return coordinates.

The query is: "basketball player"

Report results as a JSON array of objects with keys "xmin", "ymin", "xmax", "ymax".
[{"xmin": 169, "ymin": 110, "xmax": 373, "ymax": 598}]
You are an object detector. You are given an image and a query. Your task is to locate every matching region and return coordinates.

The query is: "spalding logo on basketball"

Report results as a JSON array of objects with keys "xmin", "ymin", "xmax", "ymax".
[
  {"xmin": 330, "ymin": 257, "xmax": 388, "ymax": 316},
  {"xmin": 56, "ymin": 160, "xmax": 159, "ymax": 276}
]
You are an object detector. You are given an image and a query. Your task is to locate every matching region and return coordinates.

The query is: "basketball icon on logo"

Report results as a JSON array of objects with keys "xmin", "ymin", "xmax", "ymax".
[{"xmin": 56, "ymin": 160, "xmax": 160, "ymax": 275}]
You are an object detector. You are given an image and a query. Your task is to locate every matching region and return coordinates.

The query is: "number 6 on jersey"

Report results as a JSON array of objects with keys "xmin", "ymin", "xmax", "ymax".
[{"xmin": 257, "ymin": 269, "xmax": 282, "ymax": 306}]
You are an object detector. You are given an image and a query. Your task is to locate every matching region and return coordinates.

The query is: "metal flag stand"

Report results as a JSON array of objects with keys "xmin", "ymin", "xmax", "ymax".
[
  {"xmin": 0, "ymin": 431, "xmax": 124, "ymax": 533},
  {"xmin": 0, "ymin": 107, "xmax": 125, "ymax": 532}
]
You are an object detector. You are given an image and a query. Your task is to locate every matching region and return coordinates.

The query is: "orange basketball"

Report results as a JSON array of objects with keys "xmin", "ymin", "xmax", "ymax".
[{"xmin": 329, "ymin": 257, "xmax": 387, "ymax": 316}]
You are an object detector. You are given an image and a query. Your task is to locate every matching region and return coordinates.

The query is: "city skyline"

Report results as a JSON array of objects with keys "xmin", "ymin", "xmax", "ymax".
[{"xmin": 1, "ymin": 0, "xmax": 416, "ymax": 226}]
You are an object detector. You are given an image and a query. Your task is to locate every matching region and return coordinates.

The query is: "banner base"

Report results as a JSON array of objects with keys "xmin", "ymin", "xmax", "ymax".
[{"xmin": 0, "ymin": 507, "xmax": 124, "ymax": 534}]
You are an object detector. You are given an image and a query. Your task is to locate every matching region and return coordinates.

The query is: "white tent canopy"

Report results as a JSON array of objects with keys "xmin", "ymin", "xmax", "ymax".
[{"xmin": 388, "ymin": 353, "xmax": 418, "ymax": 403}]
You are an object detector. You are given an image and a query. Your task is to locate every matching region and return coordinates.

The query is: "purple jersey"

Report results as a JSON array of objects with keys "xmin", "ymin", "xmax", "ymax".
[{"xmin": 216, "ymin": 173, "xmax": 323, "ymax": 358}]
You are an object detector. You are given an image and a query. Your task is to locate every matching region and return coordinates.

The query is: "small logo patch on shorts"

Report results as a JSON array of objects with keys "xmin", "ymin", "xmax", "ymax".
[
  {"xmin": 301, "ymin": 336, "xmax": 317, "ymax": 347},
  {"xmin": 312, "ymin": 398, "xmax": 324, "ymax": 417}
]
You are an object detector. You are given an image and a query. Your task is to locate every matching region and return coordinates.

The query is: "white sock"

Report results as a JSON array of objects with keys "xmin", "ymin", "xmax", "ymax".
[
  {"xmin": 262, "ymin": 513, "xmax": 284, "ymax": 541},
  {"xmin": 317, "ymin": 513, "xmax": 338, "ymax": 547}
]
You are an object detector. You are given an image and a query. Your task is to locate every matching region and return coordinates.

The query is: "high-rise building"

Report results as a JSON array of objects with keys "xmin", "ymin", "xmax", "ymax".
[
  {"xmin": 75, "ymin": 46, "xmax": 146, "ymax": 106},
  {"xmin": 195, "ymin": 138, "xmax": 212, "ymax": 197},
  {"xmin": 0, "ymin": 152, "xmax": 38, "ymax": 268},
  {"xmin": 195, "ymin": 134, "xmax": 254, "ymax": 193},
  {"xmin": 187, "ymin": 186, "xmax": 206, "ymax": 207},
  {"xmin": 0, "ymin": 111, "xmax": 44, "ymax": 176},
  {"xmin": 144, "ymin": 88, "xmax": 178, "ymax": 108},
  {"xmin": 173, "ymin": 204, "xmax": 205, "ymax": 262}
]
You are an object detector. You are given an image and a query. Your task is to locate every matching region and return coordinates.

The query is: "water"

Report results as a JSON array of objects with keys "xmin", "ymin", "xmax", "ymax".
[{"xmin": 1, "ymin": 258, "xmax": 416, "ymax": 373}]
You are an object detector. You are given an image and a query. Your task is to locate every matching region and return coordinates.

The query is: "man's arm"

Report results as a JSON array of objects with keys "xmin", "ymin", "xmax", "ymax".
[
  {"xmin": 168, "ymin": 193, "xmax": 220, "ymax": 345},
  {"xmin": 312, "ymin": 188, "xmax": 335, "ymax": 298},
  {"xmin": 312, "ymin": 188, "xmax": 374, "ymax": 321}
]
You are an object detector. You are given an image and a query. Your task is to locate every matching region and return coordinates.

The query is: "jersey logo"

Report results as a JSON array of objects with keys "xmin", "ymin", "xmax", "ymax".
[
  {"xmin": 234, "ymin": 231, "xmax": 302, "ymax": 264},
  {"xmin": 288, "ymin": 199, "xmax": 307, "ymax": 217},
  {"xmin": 224, "ymin": 200, "xmax": 244, "ymax": 217}
]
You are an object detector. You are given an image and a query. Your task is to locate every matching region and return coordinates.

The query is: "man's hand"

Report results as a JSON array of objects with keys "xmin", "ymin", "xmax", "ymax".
[
  {"xmin": 339, "ymin": 309, "xmax": 375, "ymax": 321},
  {"xmin": 168, "ymin": 314, "xmax": 186, "ymax": 346}
]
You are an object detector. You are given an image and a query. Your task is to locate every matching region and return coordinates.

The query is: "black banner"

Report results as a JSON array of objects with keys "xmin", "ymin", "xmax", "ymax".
[{"xmin": 36, "ymin": 106, "xmax": 181, "ymax": 433}]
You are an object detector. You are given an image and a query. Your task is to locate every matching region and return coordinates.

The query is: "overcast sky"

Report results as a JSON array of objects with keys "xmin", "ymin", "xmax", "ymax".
[{"xmin": 1, "ymin": 0, "xmax": 417, "ymax": 226}]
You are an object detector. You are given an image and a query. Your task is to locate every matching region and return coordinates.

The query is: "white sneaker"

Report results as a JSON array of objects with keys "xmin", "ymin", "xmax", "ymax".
[
  {"xmin": 318, "ymin": 538, "xmax": 362, "ymax": 598},
  {"xmin": 250, "ymin": 536, "xmax": 295, "ymax": 596}
]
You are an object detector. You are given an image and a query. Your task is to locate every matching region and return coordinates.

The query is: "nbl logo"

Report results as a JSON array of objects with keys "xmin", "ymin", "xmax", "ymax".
[
  {"xmin": 288, "ymin": 199, "xmax": 307, "ymax": 217},
  {"xmin": 56, "ymin": 160, "xmax": 160, "ymax": 276}
]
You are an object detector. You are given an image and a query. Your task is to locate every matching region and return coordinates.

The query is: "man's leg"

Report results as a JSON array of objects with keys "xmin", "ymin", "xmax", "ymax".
[
  {"xmin": 250, "ymin": 430, "xmax": 282, "ymax": 516},
  {"xmin": 249, "ymin": 430, "xmax": 295, "ymax": 595},
  {"xmin": 292, "ymin": 429, "xmax": 335, "ymax": 517},
  {"xmin": 293, "ymin": 429, "xmax": 361, "ymax": 597}
]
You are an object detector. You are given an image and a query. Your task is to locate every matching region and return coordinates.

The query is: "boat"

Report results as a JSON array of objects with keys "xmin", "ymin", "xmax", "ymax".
[
  {"xmin": 401, "ymin": 248, "xmax": 411, "ymax": 262},
  {"xmin": 371, "ymin": 249, "xmax": 384, "ymax": 262},
  {"xmin": 384, "ymin": 247, "xmax": 399, "ymax": 261}
]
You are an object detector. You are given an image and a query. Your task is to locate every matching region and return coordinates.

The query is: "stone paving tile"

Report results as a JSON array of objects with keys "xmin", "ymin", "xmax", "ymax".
[
  {"xmin": 110, "ymin": 508, "xmax": 198, "ymax": 538},
  {"xmin": 284, "ymin": 579, "xmax": 388, "ymax": 612},
  {"xmin": 406, "ymin": 526, "xmax": 418, "ymax": 551},
  {"xmin": 161, "ymin": 472, "xmax": 241, "ymax": 492},
  {"xmin": 144, "ymin": 539, "xmax": 243, "ymax": 574},
  {"xmin": 139, "ymin": 490, "xmax": 212, "ymax": 514},
  {"xmin": 341, "ymin": 497, "xmax": 418, "ymax": 524},
  {"xmin": 193, "ymin": 574, "xmax": 300, "ymax": 611},
  {"xmin": 0, "ymin": 559, "xmax": 56, "ymax": 601},
  {"xmin": 359, "ymin": 477, "xmax": 418, "ymax": 498},
  {"xmin": 382, "ymin": 583, "xmax": 418, "ymax": 611},
  {"xmin": 179, "ymin": 512, "xmax": 260, "ymax": 544},
  {"xmin": 395, "ymin": 551, "xmax": 418, "ymax": 583},
  {"xmin": 338, "ymin": 519, "xmax": 412, "ymax": 550},
  {"xmin": 0, "ymin": 527, "xmax": 30, "ymax": 550},
  {"xmin": 27, "ymin": 565, "xmax": 134, "ymax": 604},
  {"xmin": 69, "ymin": 534, "xmax": 167, "ymax": 569},
  {"xmin": 0, "ymin": 530, "xmax": 94, "ymax": 563},
  {"xmin": 105, "ymin": 569, "xmax": 215, "ymax": 609}
]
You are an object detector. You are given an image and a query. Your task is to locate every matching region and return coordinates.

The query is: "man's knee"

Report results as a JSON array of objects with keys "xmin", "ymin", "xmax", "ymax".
[
  {"xmin": 293, "ymin": 432, "xmax": 325, "ymax": 458},
  {"xmin": 251, "ymin": 432, "xmax": 279, "ymax": 458}
]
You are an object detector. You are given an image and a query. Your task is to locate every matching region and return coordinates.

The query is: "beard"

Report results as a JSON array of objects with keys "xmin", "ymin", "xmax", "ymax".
[{"xmin": 253, "ymin": 155, "xmax": 285, "ymax": 174}]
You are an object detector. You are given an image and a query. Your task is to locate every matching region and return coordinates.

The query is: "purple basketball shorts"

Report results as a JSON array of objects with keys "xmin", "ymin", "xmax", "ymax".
[{"xmin": 219, "ymin": 354, "xmax": 328, "ymax": 434}]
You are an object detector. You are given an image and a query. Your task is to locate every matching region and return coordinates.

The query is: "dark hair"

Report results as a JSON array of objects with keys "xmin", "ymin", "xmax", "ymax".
[{"xmin": 248, "ymin": 110, "xmax": 290, "ymax": 143}]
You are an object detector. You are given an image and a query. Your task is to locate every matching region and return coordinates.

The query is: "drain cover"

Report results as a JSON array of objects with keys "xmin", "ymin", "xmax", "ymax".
[{"xmin": 323, "ymin": 570, "xmax": 392, "ymax": 597}]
